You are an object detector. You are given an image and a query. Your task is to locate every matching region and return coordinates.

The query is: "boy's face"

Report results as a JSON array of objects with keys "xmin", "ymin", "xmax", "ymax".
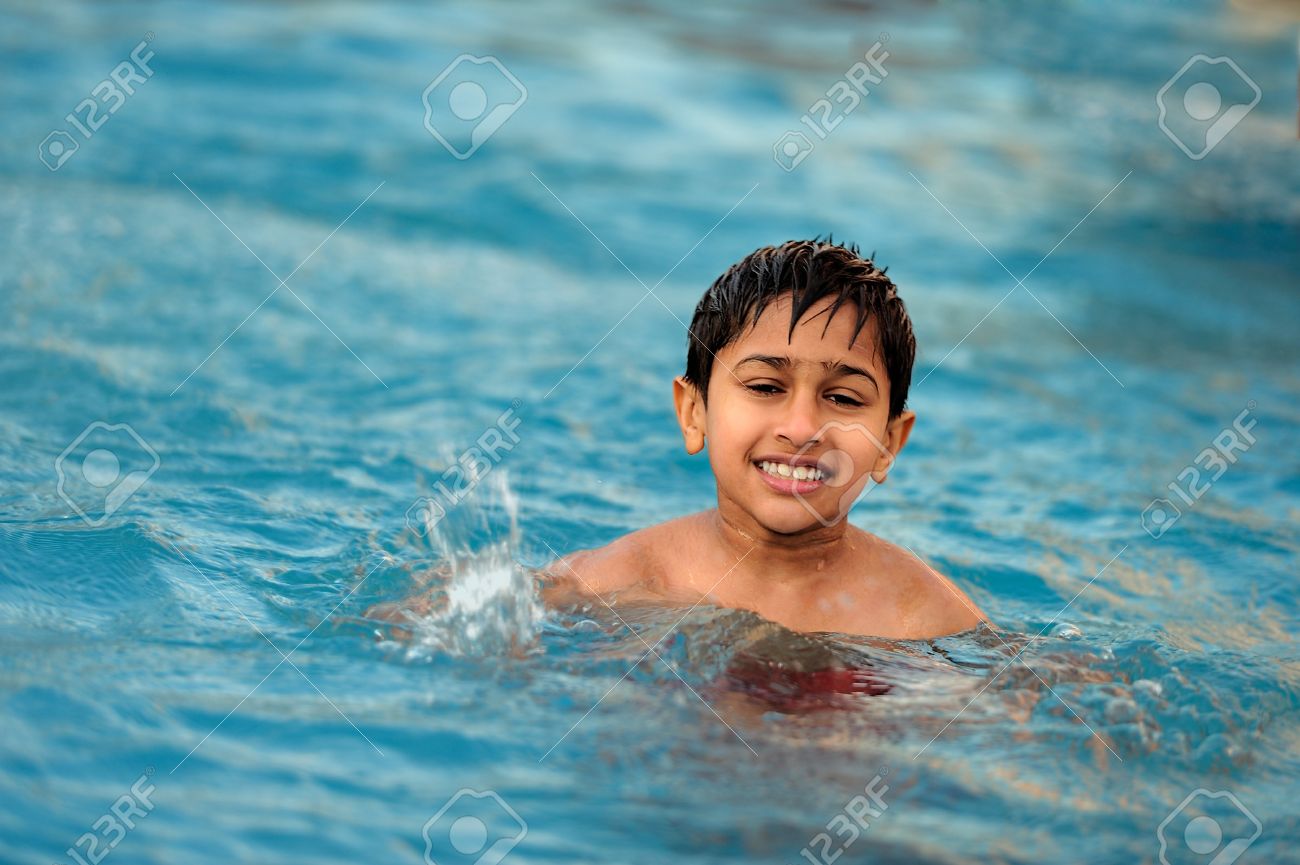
[{"xmin": 675, "ymin": 294, "xmax": 914, "ymax": 536}]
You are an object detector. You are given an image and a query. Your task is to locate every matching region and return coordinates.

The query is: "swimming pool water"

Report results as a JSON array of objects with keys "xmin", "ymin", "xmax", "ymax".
[{"xmin": 2, "ymin": 1, "xmax": 1298, "ymax": 863}]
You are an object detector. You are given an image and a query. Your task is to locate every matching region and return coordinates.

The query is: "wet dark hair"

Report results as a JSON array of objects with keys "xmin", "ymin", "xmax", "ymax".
[{"xmin": 683, "ymin": 238, "xmax": 915, "ymax": 419}]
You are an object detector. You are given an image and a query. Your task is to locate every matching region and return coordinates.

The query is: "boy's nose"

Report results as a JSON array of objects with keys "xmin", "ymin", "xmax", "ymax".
[{"xmin": 774, "ymin": 394, "xmax": 823, "ymax": 446}]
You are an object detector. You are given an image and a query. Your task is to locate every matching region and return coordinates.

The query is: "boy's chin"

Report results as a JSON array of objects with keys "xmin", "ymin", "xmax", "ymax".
[{"xmin": 747, "ymin": 500, "xmax": 844, "ymax": 536}]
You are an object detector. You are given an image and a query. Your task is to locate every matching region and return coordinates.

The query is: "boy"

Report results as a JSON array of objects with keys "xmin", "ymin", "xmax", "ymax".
[{"xmin": 544, "ymin": 239, "xmax": 987, "ymax": 640}]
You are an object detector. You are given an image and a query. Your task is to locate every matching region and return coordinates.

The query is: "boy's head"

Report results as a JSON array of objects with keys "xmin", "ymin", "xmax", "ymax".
[
  {"xmin": 683, "ymin": 239, "xmax": 914, "ymax": 419},
  {"xmin": 674, "ymin": 239, "xmax": 918, "ymax": 533}
]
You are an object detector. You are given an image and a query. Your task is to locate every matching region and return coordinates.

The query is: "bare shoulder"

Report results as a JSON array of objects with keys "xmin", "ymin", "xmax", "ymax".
[
  {"xmin": 542, "ymin": 530, "xmax": 653, "ymax": 595},
  {"xmin": 868, "ymin": 533, "xmax": 989, "ymax": 637},
  {"xmin": 540, "ymin": 516, "xmax": 692, "ymax": 604}
]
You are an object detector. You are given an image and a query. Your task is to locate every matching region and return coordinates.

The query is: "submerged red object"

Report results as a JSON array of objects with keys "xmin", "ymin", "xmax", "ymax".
[{"xmin": 722, "ymin": 654, "xmax": 890, "ymax": 712}]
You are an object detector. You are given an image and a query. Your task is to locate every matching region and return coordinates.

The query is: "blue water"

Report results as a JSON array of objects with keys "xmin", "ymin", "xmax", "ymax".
[{"xmin": 2, "ymin": 1, "xmax": 1298, "ymax": 863}]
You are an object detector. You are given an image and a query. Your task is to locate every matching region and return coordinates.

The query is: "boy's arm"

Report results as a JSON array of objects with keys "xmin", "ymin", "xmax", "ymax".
[
  {"xmin": 877, "ymin": 538, "xmax": 990, "ymax": 637},
  {"xmin": 928, "ymin": 569, "xmax": 990, "ymax": 634},
  {"xmin": 540, "ymin": 533, "xmax": 654, "ymax": 607},
  {"xmin": 538, "ymin": 548, "xmax": 599, "ymax": 606},
  {"xmin": 885, "ymin": 541, "xmax": 990, "ymax": 637},
  {"xmin": 361, "ymin": 562, "xmax": 453, "ymax": 639}
]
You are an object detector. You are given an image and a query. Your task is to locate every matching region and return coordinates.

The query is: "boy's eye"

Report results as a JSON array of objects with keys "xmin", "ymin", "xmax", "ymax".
[{"xmin": 745, "ymin": 383, "xmax": 864, "ymax": 407}]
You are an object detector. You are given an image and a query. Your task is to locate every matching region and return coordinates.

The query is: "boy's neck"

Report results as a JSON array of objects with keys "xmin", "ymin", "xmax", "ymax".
[{"xmin": 707, "ymin": 506, "xmax": 864, "ymax": 584}]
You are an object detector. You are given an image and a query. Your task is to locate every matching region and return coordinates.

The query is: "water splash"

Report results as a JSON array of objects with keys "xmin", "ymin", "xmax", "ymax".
[
  {"xmin": 404, "ymin": 544, "xmax": 543, "ymax": 659},
  {"xmin": 393, "ymin": 470, "xmax": 545, "ymax": 659}
]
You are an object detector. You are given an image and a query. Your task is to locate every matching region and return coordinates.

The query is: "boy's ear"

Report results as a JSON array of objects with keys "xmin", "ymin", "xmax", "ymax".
[
  {"xmin": 673, "ymin": 376, "xmax": 707, "ymax": 455},
  {"xmin": 871, "ymin": 409, "xmax": 916, "ymax": 484}
]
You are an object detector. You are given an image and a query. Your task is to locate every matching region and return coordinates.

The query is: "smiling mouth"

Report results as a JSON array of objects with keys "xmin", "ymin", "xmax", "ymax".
[{"xmin": 756, "ymin": 460, "xmax": 827, "ymax": 483}]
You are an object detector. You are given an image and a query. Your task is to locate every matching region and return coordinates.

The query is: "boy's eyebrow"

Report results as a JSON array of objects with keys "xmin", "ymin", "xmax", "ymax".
[
  {"xmin": 736, "ymin": 354, "xmax": 880, "ymax": 392},
  {"xmin": 826, "ymin": 361, "xmax": 880, "ymax": 393}
]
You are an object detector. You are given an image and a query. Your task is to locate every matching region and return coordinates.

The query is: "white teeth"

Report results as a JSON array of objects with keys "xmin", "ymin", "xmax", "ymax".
[{"xmin": 759, "ymin": 461, "xmax": 824, "ymax": 482}]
